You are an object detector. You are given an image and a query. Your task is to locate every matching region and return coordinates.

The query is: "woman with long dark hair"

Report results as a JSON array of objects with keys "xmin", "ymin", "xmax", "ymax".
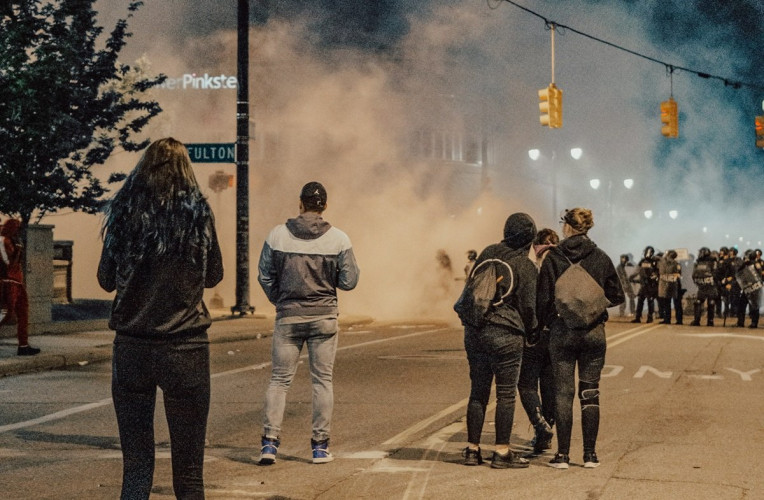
[{"xmin": 98, "ymin": 137, "xmax": 223, "ymax": 499}]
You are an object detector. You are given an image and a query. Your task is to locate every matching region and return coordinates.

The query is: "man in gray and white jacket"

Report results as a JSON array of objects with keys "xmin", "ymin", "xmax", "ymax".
[{"xmin": 256, "ymin": 181, "xmax": 360, "ymax": 465}]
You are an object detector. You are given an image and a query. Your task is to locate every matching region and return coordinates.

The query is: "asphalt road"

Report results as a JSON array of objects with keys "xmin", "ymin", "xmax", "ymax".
[{"xmin": 1, "ymin": 317, "xmax": 763, "ymax": 499}]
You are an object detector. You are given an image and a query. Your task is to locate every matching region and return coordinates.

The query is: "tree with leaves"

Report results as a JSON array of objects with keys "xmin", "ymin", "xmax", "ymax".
[{"xmin": 0, "ymin": 0, "xmax": 165, "ymax": 228}]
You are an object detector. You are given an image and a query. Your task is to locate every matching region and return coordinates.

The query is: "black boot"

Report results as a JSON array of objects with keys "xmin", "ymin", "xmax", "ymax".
[{"xmin": 531, "ymin": 408, "xmax": 553, "ymax": 453}]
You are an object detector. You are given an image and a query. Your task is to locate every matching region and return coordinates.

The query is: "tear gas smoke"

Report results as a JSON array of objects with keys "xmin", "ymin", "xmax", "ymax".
[{"xmin": 44, "ymin": 1, "xmax": 763, "ymax": 321}]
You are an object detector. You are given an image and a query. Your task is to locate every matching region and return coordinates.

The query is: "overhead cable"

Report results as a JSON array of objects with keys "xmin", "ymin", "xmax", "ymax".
[{"xmin": 491, "ymin": 0, "xmax": 764, "ymax": 91}]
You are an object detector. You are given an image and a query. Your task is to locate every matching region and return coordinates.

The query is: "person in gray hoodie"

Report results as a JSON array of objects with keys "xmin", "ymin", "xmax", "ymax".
[
  {"xmin": 257, "ymin": 181, "xmax": 360, "ymax": 465},
  {"xmin": 460, "ymin": 212, "xmax": 538, "ymax": 469}
]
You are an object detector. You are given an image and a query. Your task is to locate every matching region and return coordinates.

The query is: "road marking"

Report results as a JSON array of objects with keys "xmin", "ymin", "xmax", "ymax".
[
  {"xmin": 210, "ymin": 327, "xmax": 451, "ymax": 380},
  {"xmin": 634, "ymin": 365, "xmax": 673, "ymax": 378},
  {"xmin": 0, "ymin": 398, "xmax": 112, "ymax": 434},
  {"xmin": 608, "ymin": 324, "xmax": 663, "ymax": 347},
  {"xmin": 341, "ymin": 450, "xmax": 389, "ymax": 459},
  {"xmin": 382, "ymin": 397, "xmax": 470, "ymax": 447},
  {"xmin": 0, "ymin": 327, "xmax": 451, "ymax": 433},
  {"xmin": 680, "ymin": 332, "xmax": 764, "ymax": 341}
]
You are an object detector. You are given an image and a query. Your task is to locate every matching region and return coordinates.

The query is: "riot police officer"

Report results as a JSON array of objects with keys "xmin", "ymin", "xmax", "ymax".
[
  {"xmin": 616, "ymin": 254, "xmax": 637, "ymax": 317},
  {"xmin": 632, "ymin": 246, "xmax": 659, "ymax": 323},
  {"xmin": 715, "ymin": 247, "xmax": 729, "ymax": 316},
  {"xmin": 690, "ymin": 247, "xmax": 718, "ymax": 326},
  {"xmin": 735, "ymin": 250, "xmax": 762, "ymax": 329},
  {"xmin": 658, "ymin": 250, "xmax": 683, "ymax": 325},
  {"xmin": 722, "ymin": 248, "xmax": 743, "ymax": 324}
]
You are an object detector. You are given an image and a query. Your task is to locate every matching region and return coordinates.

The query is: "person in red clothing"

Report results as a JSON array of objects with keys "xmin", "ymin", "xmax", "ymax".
[{"xmin": 0, "ymin": 218, "xmax": 40, "ymax": 356}]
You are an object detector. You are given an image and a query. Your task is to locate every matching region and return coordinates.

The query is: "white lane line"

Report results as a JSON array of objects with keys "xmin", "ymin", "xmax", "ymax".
[
  {"xmin": 0, "ymin": 327, "xmax": 451, "ymax": 433},
  {"xmin": 608, "ymin": 323, "xmax": 661, "ymax": 341},
  {"xmin": 383, "ymin": 397, "xmax": 470, "ymax": 447},
  {"xmin": 402, "ymin": 420, "xmax": 469, "ymax": 500},
  {"xmin": 0, "ymin": 398, "xmax": 112, "ymax": 434},
  {"xmin": 608, "ymin": 324, "xmax": 663, "ymax": 347},
  {"xmin": 680, "ymin": 333, "xmax": 764, "ymax": 341}
]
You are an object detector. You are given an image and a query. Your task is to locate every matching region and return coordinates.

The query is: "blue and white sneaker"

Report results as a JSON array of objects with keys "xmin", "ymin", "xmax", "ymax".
[
  {"xmin": 259, "ymin": 435, "xmax": 280, "ymax": 465},
  {"xmin": 311, "ymin": 438, "xmax": 334, "ymax": 464}
]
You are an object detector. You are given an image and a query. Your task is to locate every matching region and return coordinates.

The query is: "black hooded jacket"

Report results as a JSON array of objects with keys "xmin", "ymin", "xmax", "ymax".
[
  {"xmin": 472, "ymin": 213, "xmax": 538, "ymax": 336},
  {"xmin": 536, "ymin": 233, "xmax": 624, "ymax": 330}
]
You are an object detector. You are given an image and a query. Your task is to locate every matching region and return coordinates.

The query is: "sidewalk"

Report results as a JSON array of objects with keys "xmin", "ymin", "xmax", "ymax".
[{"xmin": 0, "ymin": 308, "xmax": 374, "ymax": 378}]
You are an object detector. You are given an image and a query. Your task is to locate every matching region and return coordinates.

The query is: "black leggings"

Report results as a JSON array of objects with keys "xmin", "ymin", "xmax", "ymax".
[
  {"xmin": 518, "ymin": 330, "xmax": 555, "ymax": 427},
  {"xmin": 548, "ymin": 321, "xmax": 606, "ymax": 456},
  {"xmin": 112, "ymin": 341, "xmax": 210, "ymax": 500},
  {"xmin": 464, "ymin": 324, "xmax": 524, "ymax": 446}
]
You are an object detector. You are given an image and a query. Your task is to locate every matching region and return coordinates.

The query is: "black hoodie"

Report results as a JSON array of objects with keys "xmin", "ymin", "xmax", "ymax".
[
  {"xmin": 536, "ymin": 233, "xmax": 624, "ymax": 330},
  {"xmin": 472, "ymin": 213, "xmax": 538, "ymax": 335}
]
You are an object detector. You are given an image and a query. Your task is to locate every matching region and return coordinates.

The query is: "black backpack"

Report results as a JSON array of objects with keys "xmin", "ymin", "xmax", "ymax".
[
  {"xmin": 554, "ymin": 255, "xmax": 610, "ymax": 330},
  {"xmin": 454, "ymin": 258, "xmax": 514, "ymax": 328}
]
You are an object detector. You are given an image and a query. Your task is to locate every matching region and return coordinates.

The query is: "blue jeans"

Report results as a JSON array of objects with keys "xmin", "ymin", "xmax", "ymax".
[
  {"xmin": 464, "ymin": 323, "xmax": 524, "ymax": 446},
  {"xmin": 112, "ymin": 340, "xmax": 210, "ymax": 500},
  {"xmin": 548, "ymin": 320, "xmax": 606, "ymax": 456},
  {"xmin": 264, "ymin": 319, "xmax": 338, "ymax": 442}
]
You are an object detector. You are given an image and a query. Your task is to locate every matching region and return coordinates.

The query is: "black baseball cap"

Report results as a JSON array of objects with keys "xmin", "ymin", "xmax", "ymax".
[{"xmin": 300, "ymin": 181, "xmax": 327, "ymax": 210}]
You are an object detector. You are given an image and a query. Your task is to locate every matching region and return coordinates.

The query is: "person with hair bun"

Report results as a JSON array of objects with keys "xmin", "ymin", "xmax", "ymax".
[{"xmin": 536, "ymin": 208, "xmax": 624, "ymax": 469}]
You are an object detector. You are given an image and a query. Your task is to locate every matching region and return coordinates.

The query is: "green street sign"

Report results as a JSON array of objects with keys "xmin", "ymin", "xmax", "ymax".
[{"xmin": 186, "ymin": 143, "xmax": 236, "ymax": 163}]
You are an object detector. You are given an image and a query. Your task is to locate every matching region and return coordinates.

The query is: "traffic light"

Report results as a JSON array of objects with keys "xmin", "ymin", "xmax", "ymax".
[
  {"xmin": 539, "ymin": 84, "xmax": 562, "ymax": 128},
  {"xmin": 756, "ymin": 115, "xmax": 764, "ymax": 149},
  {"xmin": 660, "ymin": 98, "xmax": 678, "ymax": 138}
]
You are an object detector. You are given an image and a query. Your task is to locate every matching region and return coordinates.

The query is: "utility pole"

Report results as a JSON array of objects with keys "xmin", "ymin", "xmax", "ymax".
[{"xmin": 231, "ymin": 0, "xmax": 254, "ymax": 315}]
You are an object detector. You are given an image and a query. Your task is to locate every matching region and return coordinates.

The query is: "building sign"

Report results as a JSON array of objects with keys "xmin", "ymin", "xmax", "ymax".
[
  {"xmin": 186, "ymin": 143, "xmax": 236, "ymax": 163},
  {"xmin": 158, "ymin": 73, "xmax": 238, "ymax": 90}
]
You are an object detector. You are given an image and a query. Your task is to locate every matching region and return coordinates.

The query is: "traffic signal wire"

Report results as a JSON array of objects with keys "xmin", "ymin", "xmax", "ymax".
[{"xmin": 488, "ymin": 0, "xmax": 764, "ymax": 92}]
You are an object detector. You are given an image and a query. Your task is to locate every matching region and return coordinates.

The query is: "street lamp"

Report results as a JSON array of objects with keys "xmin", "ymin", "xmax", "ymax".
[{"xmin": 528, "ymin": 147, "xmax": 582, "ymax": 221}]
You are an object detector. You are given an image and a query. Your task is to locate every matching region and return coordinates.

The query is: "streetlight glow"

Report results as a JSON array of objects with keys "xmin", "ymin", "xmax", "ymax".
[
  {"xmin": 528, "ymin": 149, "xmax": 540, "ymax": 161},
  {"xmin": 589, "ymin": 178, "xmax": 601, "ymax": 190}
]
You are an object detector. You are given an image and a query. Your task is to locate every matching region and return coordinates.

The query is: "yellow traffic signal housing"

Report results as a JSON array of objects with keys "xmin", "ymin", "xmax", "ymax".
[
  {"xmin": 756, "ymin": 115, "xmax": 764, "ymax": 149},
  {"xmin": 660, "ymin": 98, "xmax": 678, "ymax": 138},
  {"xmin": 539, "ymin": 84, "xmax": 562, "ymax": 128}
]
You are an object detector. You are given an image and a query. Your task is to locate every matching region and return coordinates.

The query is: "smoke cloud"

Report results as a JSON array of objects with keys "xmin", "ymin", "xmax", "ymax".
[{"xmin": 46, "ymin": 0, "xmax": 763, "ymax": 320}]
